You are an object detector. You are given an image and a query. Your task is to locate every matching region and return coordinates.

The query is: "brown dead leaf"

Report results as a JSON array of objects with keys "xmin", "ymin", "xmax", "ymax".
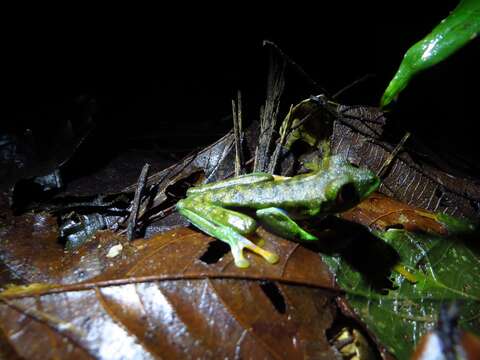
[
  {"xmin": 340, "ymin": 192, "xmax": 448, "ymax": 235},
  {"xmin": 0, "ymin": 227, "xmax": 337, "ymax": 295},
  {"xmin": 0, "ymin": 279, "xmax": 337, "ymax": 359},
  {"xmin": 0, "ymin": 210, "xmax": 131, "ymax": 285},
  {"xmin": 0, "ymin": 222, "xmax": 340, "ymax": 359},
  {"xmin": 0, "ymin": 211, "xmax": 65, "ymax": 284},
  {"xmin": 333, "ymin": 105, "xmax": 480, "ymax": 219}
]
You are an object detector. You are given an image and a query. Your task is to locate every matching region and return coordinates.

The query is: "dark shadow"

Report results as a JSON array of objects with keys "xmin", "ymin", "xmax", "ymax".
[{"xmin": 302, "ymin": 216, "xmax": 400, "ymax": 292}]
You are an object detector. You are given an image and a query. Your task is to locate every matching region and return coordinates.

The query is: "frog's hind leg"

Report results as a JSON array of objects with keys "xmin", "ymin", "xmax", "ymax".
[
  {"xmin": 256, "ymin": 207, "xmax": 318, "ymax": 241},
  {"xmin": 177, "ymin": 200, "xmax": 279, "ymax": 268}
]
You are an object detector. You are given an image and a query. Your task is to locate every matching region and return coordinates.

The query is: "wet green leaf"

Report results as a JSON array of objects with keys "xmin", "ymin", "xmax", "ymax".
[{"xmin": 323, "ymin": 225, "xmax": 480, "ymax": 359}]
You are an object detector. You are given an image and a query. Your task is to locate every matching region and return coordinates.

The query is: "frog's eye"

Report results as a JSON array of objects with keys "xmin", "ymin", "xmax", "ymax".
[{"xmin": 335, "ymin": 182, "xmax": 359, "ymax": 209}]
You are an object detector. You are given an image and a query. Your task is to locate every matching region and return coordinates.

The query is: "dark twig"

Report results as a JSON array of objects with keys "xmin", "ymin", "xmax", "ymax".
[
  {"xmin": 332, "ymin": 73, "xmax": 374, "ymax": 100},
  {"xmin": 120, "ymin": 204, "xmax": 177, "ymax": 232},
  {"xmin": 254, "ymin": 48, "xmax": 286, "ymax": 173},
  {"xmin": 144, "ymin": 204, "xmax": 177, "ymax": 223},
  {"xmin": 263, "ymin": 40, "xmax": 329, "ymax": 95},
  {"xmin": 268, "ymin": 104, "xmax": 294, "ymax": 174},
  {"xmin": 127, "ymin": 163, "xmax": 150, "ymax": 240},
  {"xmin": 224, "ymin": 157, "xmax": 255, "ymax": 179},
  {"xmin": 287, "ymin": 106, "xmax": 323, "ymax": 133},
  {"xmin": 377, "ymin": 132, "xmax": 411, "ymax": 178},
  {"xmin": 232, "ymin": 90, "xmax": 245, "ymax": 176}
]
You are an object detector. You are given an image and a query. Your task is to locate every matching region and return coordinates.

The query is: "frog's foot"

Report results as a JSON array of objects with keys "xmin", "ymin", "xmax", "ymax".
[
  {"xmin": 256, "ymin": 207, "xmax": 318, "ymax": 241},
  {"xmin": 227, "ymin": 229, "xmax": 279, "ymax": 268},
  {"xmin": 177, "ymin": 206, "xmax": 279, "ymax": 268}
]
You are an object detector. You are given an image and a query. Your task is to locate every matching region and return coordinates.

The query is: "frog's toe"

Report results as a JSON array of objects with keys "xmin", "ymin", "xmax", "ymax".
[
  {"xmin": 227, "ymin": 240, "xmax": 249, "ymax": 268},
  {"xmin": 233, "ymin": 254, "xmax": 250, "ymax": 268},
  {"xmin": 239, "ymin": 237, "xmax": 279, "ymax": 265},
  {"xmin": 298, "ymin": 229, "xmax": 318, "ymax": 241},
  {"xmin": 251, "ymin": 245, "xmax": 279, "ymax": 264},
  {"xmin": 263, "ymin": 251, "xmax": 279, "ymax": 264},
  {"xmin": 221, "ymin": 227, "xmax": 279, "ymax": 266}
]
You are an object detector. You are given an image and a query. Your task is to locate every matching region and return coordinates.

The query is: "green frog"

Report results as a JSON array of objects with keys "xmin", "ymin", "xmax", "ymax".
[{"xmin": 177, "ymin": 156, "xmax": 380, "ymax": 268}]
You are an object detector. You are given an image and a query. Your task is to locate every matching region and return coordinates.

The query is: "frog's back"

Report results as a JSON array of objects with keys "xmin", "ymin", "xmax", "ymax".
[{"xmin": 194, "ymin": 173, "xmax": 327, "ymax": 211}]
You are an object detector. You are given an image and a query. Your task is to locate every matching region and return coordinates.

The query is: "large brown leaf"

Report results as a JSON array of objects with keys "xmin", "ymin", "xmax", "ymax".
[
  {"xmin": 332, "ymin": 105, "xmax": 480, "ymax": 219},
  {"xmin": 0, "ymin": 219, "xmax": 340, "ymax": 359},
  {"xmin": 282, "ymin": 98, "xmax": 480, "ymax": 219}
]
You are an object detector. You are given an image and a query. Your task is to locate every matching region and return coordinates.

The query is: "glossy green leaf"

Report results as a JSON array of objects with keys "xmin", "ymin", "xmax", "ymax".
[
  {"xmin": 322, "ymin": 225, "xmax": 480, "ymax": 359},
  {"xmin": 381, "ymin": 0, "xmax": 480, "ymax": 107}
]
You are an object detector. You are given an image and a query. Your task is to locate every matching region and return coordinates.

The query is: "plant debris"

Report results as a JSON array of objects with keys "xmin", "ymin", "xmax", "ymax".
[
  {"xmin": 0, "ymin": 228, "xmax": 341, "ymax": 359},
  {"xmin": 1, "ymin": 42, "xmax": 479, "ymax": 360},
  {"xmin": 328, "ymin": 193, "xmax": 479, "ymax": 359},
  {"xmin": 126, "ymin": 163, "xmax": 150, "ymax": 241}
]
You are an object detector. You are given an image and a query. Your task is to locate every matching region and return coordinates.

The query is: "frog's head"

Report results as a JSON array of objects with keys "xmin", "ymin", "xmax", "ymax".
[{"xmin": 323, "ymin": 156, "xmax": 380, "ymax": 212}]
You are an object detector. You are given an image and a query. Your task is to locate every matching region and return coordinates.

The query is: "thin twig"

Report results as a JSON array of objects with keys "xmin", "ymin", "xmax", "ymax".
[
  {"xmin": 268, "ymin": 104, "xmax": 294, "ymax": 174},
  {"xmin": 263, "ymin": 40, "xmax": 328, "ymax": 95},
  {"xmin": 287, "ymin": 107, "xmax": 322, "ymax": 133},
  {"xmin": 254, "ymin": 105, "xmax": 265, "ymax": 171},
  {"xmin": 232, "ymin": 90, "xmax": 245, "ymax": 176},
  {"xmin": 118, "ymin": 204, "xmax": 177, "ymax": 233},
  {"xmin": 377, "ymin": 132, "xmax": 411, "ymax": 178},
  {"xmin": 237, "ymin": 90, "xmax": 243, "ymax": 141},
  {"xmin": 332, "ymin": 73, "xmax": 374, "ymax": 99},
  {"xmin": 254, "ymin": 48, "xmax": 286, "ymax": 173},
  {"xmin": 224, "ymin": 157, "xmax": 255, "ymax": 180},
  {"xmin": 146, "ymin": 204, "xmax": 177, "ymax": 223},
  {"xmin": 127, "ymin": 163, "xmax": 150, "ymax": 240}
]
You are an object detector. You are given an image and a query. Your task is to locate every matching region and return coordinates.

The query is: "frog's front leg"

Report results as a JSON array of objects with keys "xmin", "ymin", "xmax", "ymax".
[
  {"xmin": 177, "ymin": 198, "xmax": 279, "ymax": 268},
  {"xmin": 256, "ymin": 207, "xmax": 318, "ymax": 241}
]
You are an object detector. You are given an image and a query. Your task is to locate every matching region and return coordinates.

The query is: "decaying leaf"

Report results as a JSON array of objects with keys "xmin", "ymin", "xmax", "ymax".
[
  {"xmin": 0, "ymin": 226, "xmax": 342, "ymax": 359},
  {"xmin": 325, "ymin": 193, "xmax": 480, "ymax": 359},
  {"xmin": 3, "ymin": 44, "xmax": 479, "ymax": 359},
  {"xmin": 332, "ymin": 105, "xmax": 480, "ymax": 219},
  {"xmin": 21, "ymin": 122, "xmax": 259, "ymax": 248},
  {"xmin": 0, "ymin": 210, "xmax": 131, "ymax": 285},
  {"xmin": 280, "ymin": 97, "xmax": 480, "ymax": 219},
  {"xmin": 341, "ymin": 192, "xmax": 451, "ymax": 235}
]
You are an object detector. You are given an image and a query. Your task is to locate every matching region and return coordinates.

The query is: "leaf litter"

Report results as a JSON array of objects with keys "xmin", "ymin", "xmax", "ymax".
[{"xmin": 1, "ymin": 42, "xmax": 479, "ymax": 359}]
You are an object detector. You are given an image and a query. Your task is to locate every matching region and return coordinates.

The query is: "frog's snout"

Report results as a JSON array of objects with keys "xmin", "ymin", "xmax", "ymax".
[{"xmin": 359, "ymin": 172, "xmax": 381, "ymax": 200}]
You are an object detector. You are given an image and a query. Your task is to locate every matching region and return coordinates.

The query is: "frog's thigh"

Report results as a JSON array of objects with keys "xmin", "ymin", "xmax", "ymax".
[
  {"xmin": 256, "ymin": 207, "xmax": 318, "ymax": 241},
  {"xmin": 187, "ymin": 172, "xmax": 274, "ymax": 195},
  {"xmin": 180, "ymin": 200, "xmax": 257, "ymax": 235},
  {"xmin": 177, "ymin": 200, "xmax": 278, "ymax": 268}
]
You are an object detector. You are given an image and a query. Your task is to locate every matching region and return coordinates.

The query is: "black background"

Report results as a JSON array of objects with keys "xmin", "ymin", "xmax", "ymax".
[{"xmin": 4, "ymin": 2, "xmax": 479, "ymax": 176}]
